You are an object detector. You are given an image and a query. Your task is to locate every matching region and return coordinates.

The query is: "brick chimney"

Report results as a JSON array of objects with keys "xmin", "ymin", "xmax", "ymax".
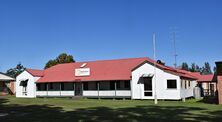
[{"xmin": 216, "ymin": 61, "xmax": 222, "ymax": 104}]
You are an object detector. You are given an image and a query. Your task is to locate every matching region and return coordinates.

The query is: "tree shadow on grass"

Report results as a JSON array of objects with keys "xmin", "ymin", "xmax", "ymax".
[
  {"xmin": 1, "ymin": 98, "xmax": 222, "ymax": 122},
  {"xmin": 197, "ymin": 96, "xmax": 218, "ymax": 104}
]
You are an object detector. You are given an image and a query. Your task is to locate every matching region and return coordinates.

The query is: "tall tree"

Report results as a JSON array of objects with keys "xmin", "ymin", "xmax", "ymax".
[
  {"xmin": 6, "ymin": 63, "xmax": 26, "ymax": 78},
  {"xmin": 181, "ymin": 62, "xmax": 189, "ymax": 71},
  {"xmin": 189, "ymin": 63, "xmax": 201, "ymax": 72},
  {"xmin": 201, "ymin": 62, "xmax": 212, "ymax": 75},
  {"xmin": 195, "ymin": 65, "xmax": 201, "ymax": 72},
  {"xmin": 44, "ymin": 53, "xmax": 75, "ymax": 69},
  {"xmin": 189, "ymin": 63, "xmax": 196, "ymax": 72}
]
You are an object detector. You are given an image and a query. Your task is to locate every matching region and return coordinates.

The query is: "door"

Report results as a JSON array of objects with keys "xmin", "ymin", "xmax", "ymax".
[
  {"xmin": 144, "ymin": 77, "xmax": 153, "ymax": 96},
  {"xmin": 75, "ymin": 83, "xmax": 82, "ymax": 96},
  {"xmin": 22, "ymin": 86, "xmax": 27, "ymax": 96},
  {"xmin": 210, "ymin": 84, "xmax": 215, "ymax": 96}
]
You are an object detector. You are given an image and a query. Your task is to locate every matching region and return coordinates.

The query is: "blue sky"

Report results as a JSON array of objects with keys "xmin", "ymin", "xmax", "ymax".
[{"xmin": 0, "ymin": 0, "xmax": 221, "ymax": 72}]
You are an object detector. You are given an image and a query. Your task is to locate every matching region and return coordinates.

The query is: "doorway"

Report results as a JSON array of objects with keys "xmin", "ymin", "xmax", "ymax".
[
  {"xmin": 75, "ymin": 83, "xmax": 82, "ymax": 96},
  {"xmin": 144, "ymin": 77, "xmax": 153, "ymax": 96}
]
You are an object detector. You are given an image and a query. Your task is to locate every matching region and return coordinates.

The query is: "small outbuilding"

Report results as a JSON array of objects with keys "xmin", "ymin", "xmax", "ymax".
[{"xmin": 0, "ymin": 72, "xmax": 15, "ymax": 95}]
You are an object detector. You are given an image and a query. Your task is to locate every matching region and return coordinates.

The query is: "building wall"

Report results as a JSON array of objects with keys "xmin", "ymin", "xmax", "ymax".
[
  {"xmin": 9, "ymin": 81, "xmax": 15, "ymax": 94},
  {"xmin": 131, "ymin": 63, "xmax": 196, "ymax": 100},
  {"xmin": 16, "ymin": 71, "xmax": 40, "ymax": 98},
  {"xmin": 218, "ymin": 76, "xmax": 222, "ymax": 104},
  {"xmin": 0, "ymin": 81, "xmax": 16, "ymax": 95},
  {"xmin": 180, "ymin": 79, "xmax": 197, "ymax": 98}
]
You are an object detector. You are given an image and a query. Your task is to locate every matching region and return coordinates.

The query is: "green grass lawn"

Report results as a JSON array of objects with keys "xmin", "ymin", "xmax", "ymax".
[{"xmin": 0, "ymin": 96, "xmax": 222, "ymax": 122}]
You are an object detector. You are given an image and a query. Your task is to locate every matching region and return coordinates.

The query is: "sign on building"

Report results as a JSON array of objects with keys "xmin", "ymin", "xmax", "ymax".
[{"xmin": 75, "ymin": 68, "xmax": 90, "ymax": 76}]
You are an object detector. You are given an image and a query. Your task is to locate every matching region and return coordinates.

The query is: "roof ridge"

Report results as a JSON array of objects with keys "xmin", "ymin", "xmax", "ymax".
[
  {"xmin": 49, "ymin": 57, "xmax": 149, "ymax": 66},
  {"xmin": 26, "ymin": 68, "xmax": 44, "ymax": 71},
  {"xmin": 76, "ymin": 57, "xmax": 149, "ymax": 63}
]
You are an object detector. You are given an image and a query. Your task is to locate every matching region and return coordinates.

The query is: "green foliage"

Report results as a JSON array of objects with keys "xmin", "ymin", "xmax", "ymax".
[
  {"xmin": 6, "ymin": 63, "xmax": 26, "ymax": 78},
  {"xmin": 189, "ymin": 63, "xmax": 201, "ymax": 72},
  {"xmin": 201, "ymin": 62, "xmax": 212, "ymax": 75},
  {"xmin": 181, "ymin": 62, "xmax": 189, "ymax": 71},
  {"xmin": 45, "ymin": 60, "xmax": 58, "ymax": 69},
  {"xmin": 195, "ymin": 65, "xmax": 201, "ymax": 72},
  {"xmin": 180, "ymin": 62, "xmax": 213, "ymax": 74},
  {"xmin": 189, "ymin": 63, "xmax": 196, "ymax": 72},
  {"xmin": 44, "ymin": 53, "xmax": 75, "ymax": 69}
]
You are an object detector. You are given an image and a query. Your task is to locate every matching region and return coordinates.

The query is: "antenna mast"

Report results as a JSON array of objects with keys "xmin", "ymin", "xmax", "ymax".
[{"xmin": 173, "ymin": 31, "xmax": 178, "ymax": 68}]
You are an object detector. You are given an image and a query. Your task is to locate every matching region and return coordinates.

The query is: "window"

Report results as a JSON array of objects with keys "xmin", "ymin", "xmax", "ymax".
[
  {"xmin": 37, "ymin": 83, "xmax": 47, "ymax": 91},
  {"xmin": 96, "ymin": 82, "xmax": 99, "ymax": 90},
  {"xmin": 49, "ymin": 83, "xmax": 53, "ymax": 89},
  {"xmin": 167, "ymin": 80, "xmax": 177, "ymax": 89},
  {"xmin": 61, "ymin": 83, "xmax": 74, "ymax": 91},
  {"xmin": 144, "ymin": 77, "xmax": 152, "ymax": 96},
  {"xmin": 124, "ymin": 81, "xmax": 130, "ymax": 89},
  {"xmin": 61, "ymin": 83, "xmax": 64, "ymax": 90},
  {"xmin": 20, "ymin": 80, "xmax": 28, "ymax": 95},
  {"xmin": 210, "ymin": 84, "xmax": 214, "ymax": 91},
  {"xmin": 181, "ymin": 80, "xmax": 183, "ymax": 88},
  {"xmin": 22, "ymin": 86, "xmax": 27, "ymax": 96},
  {"xmin": 188, "ymin": 81, "xmax": 191, "ymax": 88},
  {"xmin": 185, "ymin": 80, "xmax": 187, "ymax": 89},
  {"xmin": 110, "ymin": 82, "xmax": 115, "ymax": 90},
  {"xmin": 83, "ymin": 82, "xmax": 88, "ymax": 90},
  {"xmin": 144, "ymin": 92, "xmax": 152, "ymax": 96},
  {"xmin": 117, "ymin": 81, "xmax": 121, "ymax": 89}
]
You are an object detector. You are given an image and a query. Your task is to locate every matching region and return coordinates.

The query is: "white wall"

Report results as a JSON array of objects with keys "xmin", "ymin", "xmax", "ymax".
[
  {"xmin": 131, "ymin": 63, "xmax": 182, "ymax": 100},
  {"xmin": 16, "ymin": 71, "xmax": 40, "ymax": 98},
  {"xmin": 180, "ymin": 79, "xmax": 197, "ymax": 98}
]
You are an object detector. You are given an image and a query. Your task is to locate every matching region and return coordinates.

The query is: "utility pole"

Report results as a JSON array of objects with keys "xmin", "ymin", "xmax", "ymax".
[{"xmin": 153, "ymin": 33, "xmax": 158, "ymax": 105}]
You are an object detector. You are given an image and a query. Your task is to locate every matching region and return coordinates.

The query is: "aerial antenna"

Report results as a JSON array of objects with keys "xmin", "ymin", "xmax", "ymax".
[
  {"xmin": 170, "ymin": 27, "xmax": 178, "ymax": 68},
  {"xmin": 153, "ymin": 33, "xmax": 158, "ymax": 105},
  {"xmin": 173, "ymin": 31, "xmax": 178, "ymax": 68}
]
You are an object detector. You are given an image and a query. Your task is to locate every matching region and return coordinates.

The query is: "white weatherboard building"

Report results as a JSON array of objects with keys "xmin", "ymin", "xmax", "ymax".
[{"xmin": 16, "ymin": 57, "xmax": 197, "ymax": 100}]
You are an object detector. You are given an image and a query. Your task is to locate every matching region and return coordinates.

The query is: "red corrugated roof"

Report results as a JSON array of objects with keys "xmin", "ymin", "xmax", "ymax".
[
  {"xmin": 175, "ymin": 68, "xmax": 215, "ymax": 82},
  {"xmin": 36, "ymin": 57, "xmax": 197, "ymax": 83},
  {"xmin": 26, "ymin": 69, "xmax": 44, "ymax": 77},
  {"xmin": 197, "ymin": 74, "xmax": 215, "ymax": 82}
]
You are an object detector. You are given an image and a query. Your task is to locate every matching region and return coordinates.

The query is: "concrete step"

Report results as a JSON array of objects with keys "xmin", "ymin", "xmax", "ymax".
[{"xmin": 71, "ymin": 96, "xmax": 83, "ymax": 100}]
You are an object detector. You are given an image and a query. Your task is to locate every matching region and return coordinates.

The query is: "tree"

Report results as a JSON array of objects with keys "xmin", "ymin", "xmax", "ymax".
[
  {"xmin": 189, "ymin": 63, "xmax": 196, "ymax": 72},
  {"xmin": 195, "ymin": 65, "xmax": 201, "ymax": 72},
  {"xmin": 6, "ymin": 63, "xmax": 26, "ymax": 78},
  {"xmin": 189, "ymin": 63, "xmax": 201, "ymax": 72},
  {"xmin": 201, "ymin": 62, "xmax": 212, "ymax": 75},
  {"xmin": 56, "ymin": 53, "xmax": 74, "ymax": 63},
  {"xmin": 181, "ymin": 62, "xmax": 189, "ymax": 71},
  {"xmin": 44, "ymin": 53, "xmax": 75, "ymax": 69},
  {"xmin": 44, "ymin": 60, "xmax": 58, "ymax": 69}
]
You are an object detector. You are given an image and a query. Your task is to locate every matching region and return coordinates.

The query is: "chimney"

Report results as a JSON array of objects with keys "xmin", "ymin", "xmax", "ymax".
[{"xmin": 216, "ymin": 61, "xmax": 222, "ymax": 104}]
